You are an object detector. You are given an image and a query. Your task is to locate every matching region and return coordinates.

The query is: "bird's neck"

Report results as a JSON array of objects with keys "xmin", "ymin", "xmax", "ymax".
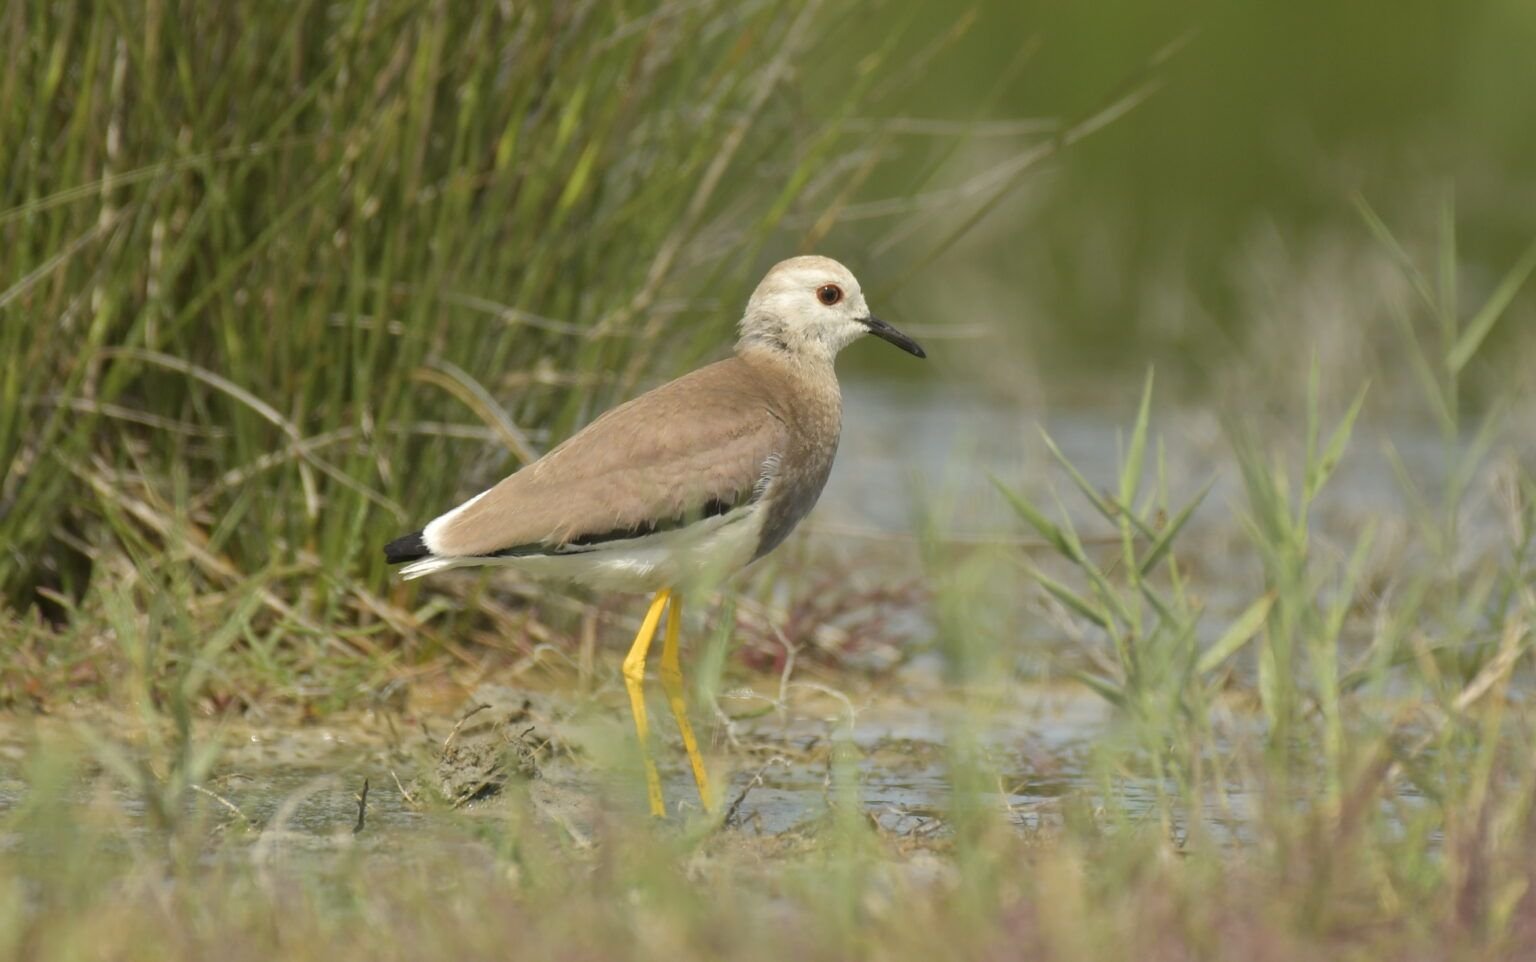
[
  {"xmin": 735, "ymin": 341, "xmax": 843, "ymax": 421},
  {"xmin": 737, "ymin": 338, "xmax": 839, "ymax": 384}
]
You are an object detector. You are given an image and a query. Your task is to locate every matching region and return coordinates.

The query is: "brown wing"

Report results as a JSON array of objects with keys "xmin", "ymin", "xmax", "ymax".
[{"xmin": 429, "ymin": 358, "xmax": 788, "ymax": 557}]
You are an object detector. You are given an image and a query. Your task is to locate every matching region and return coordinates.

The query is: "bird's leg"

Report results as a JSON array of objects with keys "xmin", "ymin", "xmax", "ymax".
[
  {"xmin": 622, "ymin": 588, "xmax": 671, "ymax": 817},
  {"xmin": 658, "ymin": 593, "xmax": 715, "ymax": 812}
]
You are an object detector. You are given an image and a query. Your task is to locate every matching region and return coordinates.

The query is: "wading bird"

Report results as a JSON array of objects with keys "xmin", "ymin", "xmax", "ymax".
[{"xmin": 385, "ymin": 256, "xmax": 925, "ymax": 816}]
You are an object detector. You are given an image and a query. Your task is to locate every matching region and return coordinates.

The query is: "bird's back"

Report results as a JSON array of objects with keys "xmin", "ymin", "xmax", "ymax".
[{"xmin": 387, "ymin": 349, "xmax": 841, "ymax": 578}]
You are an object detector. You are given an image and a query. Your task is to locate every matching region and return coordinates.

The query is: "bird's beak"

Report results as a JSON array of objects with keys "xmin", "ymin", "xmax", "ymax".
[{"xmin": 862, "ymin": 316, "xmax": 926, "ymax": 359}]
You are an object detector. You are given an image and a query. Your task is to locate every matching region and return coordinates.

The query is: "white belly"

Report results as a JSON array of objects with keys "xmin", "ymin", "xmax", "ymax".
[{"xmin": 401, "ymin": 502, "xmax": 768, "ymax": 594}]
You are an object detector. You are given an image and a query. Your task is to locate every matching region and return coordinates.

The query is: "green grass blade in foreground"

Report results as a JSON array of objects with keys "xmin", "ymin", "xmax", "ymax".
[
  {"xmin": 1352, "ymin": 192, "xmax": 1438, "ymax": 312},
  {"xmin": 1118, "ymin": 370, "xmax": 1154, "ymax": 512},
  {"xmin": 1068, "ymin": 668, "xmax": 1127, "ymax": 708},
  {"xmin": 1038, "ymin": 428, "xmax": 1118, "ymax": 523},
  {"xmin": 990, "ymin": 473, "xmax": 1073, "ymax": 556},
  {"xmin": 1448, "ymin": 235, "xmax": 1536, "ymax": 373},
  {"xmin": 1137, "ymin": 478, "xmax": 1213, "ymax": 578},
  {"xmin": 1194, "ymin": 591, "xmax": 1276, "ymax": 676},
  {"xmin": 1305, "ymin": 385, "xmax": 1368, "ymax": 505},
  {"xmin": 1032, "ymin": 567, "xmax": 1112, "ymax": 630}
]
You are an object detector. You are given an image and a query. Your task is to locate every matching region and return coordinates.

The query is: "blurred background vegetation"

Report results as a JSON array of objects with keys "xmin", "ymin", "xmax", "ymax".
[{"xmin": 855, "ymin": 0, "xmax": 1536, "ymax": 393}]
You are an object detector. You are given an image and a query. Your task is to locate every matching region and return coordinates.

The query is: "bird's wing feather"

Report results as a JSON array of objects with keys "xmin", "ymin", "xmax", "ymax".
[{"xmin": 429, "ymin": 358, "xmax": 788, "ymax": 557}]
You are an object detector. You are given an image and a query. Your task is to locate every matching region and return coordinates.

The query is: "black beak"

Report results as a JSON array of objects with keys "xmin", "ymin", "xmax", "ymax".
[{"xmin": 862, "ymin": 316, "xmax": 926, "ymax": 359}]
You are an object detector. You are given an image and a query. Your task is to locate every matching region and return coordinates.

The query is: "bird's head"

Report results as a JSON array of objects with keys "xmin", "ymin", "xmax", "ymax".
[{"xmin": 738, "ymin": 255, "xmax": 926, "ymax": 362}]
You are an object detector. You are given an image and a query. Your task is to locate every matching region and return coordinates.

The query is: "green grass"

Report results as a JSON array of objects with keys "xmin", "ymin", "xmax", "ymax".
[
  {"xmin": 0, "ymin": 0, "xmax": 984, "ymax": 706},
  {"xmin": 972, "ymin": 201, "xmax": 1536, "ymax": 951},
  {"xmin": 0, "ymin": 0, "xmax": 1168, "ymax": 709}
]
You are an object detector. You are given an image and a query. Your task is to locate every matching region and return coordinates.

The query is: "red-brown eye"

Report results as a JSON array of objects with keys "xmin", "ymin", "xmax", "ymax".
[{"xmin": 816, "ymin": 284, "xmax": 843, "ymax": 306}]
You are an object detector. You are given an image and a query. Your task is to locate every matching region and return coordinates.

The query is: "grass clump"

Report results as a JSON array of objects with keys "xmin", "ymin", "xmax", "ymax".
[
  {"xmin": 976, "ymin": 202, "xmax": 1536, "ymax": 949},
  {"xmin": 0, "ymin": 0, "xmax": 954, "ymax": 705}
]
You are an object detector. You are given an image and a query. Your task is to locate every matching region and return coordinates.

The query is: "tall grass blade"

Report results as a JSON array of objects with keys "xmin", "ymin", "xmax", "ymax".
[
  {"xmin": 991, "ymin": 475, "xmax": 1071, "ymax": 556},
  {"xmin": 1448, "ymin": 236, "xmax": 1536, "ymax": 373},
  {"xmin": 1038, "ymin": 428, "xmax": 1117, "ymax": 522},
  {"xmin": 1068, "ymin": 669, "xmax": 1127, "ymax": 709},
  {"xmin": 1351, "ymin": 192, "xmax": 1437, "ymax": 312},
  {"xmin": 1032, "ymin": 567, "xmax": 1111, "ymax": 630},
  {"xmin": 1119, "ymin": 370, "xmax": 1154, "ymax": 509},
  {"xmin": 1195, "ymin": 592, "xmax": 1276, "ymax": 675},
  {"xmin": 1306, "ymin": 385, "xmax": 1368, "ymax": 503},
  {"xmin": 1138, "ymin": 479, "xmax": 1213, "ymax": 578}
]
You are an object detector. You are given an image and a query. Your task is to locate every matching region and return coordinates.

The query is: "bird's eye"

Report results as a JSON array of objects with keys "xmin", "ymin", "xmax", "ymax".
[{"xmin": 816, "ymin": 284, "xmax": 843, "ymax": 306}]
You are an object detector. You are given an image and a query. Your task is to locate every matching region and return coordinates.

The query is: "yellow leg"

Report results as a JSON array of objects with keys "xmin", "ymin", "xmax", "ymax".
[
  {"xmin": 658, "ymin": 594, "xmax": 715, "ymax": 812},
  {"xmin": 622, "ymin": 588, "xmax": 671, "ymax": 817}
]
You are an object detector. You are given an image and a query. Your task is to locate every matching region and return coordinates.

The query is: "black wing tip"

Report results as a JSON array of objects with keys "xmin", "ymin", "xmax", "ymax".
[{"xmin": 384, "ymin": 530, "xmax": 430, "ymax": 565}]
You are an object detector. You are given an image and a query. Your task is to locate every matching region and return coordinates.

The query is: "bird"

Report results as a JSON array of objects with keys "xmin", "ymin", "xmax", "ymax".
[{"xmin": 383, "ymin": 255, "xmax": 925, "ymax": 817}]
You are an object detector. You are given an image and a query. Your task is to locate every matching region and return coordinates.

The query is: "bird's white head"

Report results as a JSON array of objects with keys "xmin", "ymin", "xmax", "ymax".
[{"xmin": 737, "ymin": 255, "xmax": 926, "ymax": 363}]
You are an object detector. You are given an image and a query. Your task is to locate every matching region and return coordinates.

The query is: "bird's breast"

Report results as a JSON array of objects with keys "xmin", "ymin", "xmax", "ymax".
[{"xmin": 752, "ymin": 393, "xmax": 841, "ymax": 561}]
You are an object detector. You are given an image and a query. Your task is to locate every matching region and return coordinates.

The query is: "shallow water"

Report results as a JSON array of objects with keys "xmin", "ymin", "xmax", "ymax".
[
  {"xmin": 0, "ymin": 680, "xmax": 1113, "ymax": 852},
  {"xmin": 829, "ymin": 382, "xmax": 1524, "ymax": 561},
  {"xmin": 0, "ymin": 679, "xmax": 1285, "ymax": 856}
]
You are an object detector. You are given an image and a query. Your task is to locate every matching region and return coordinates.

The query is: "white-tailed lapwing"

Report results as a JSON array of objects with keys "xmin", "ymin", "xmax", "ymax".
[{"xmin": 385, "ymin": 256, "xmax": 925, "ymax": 816}]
